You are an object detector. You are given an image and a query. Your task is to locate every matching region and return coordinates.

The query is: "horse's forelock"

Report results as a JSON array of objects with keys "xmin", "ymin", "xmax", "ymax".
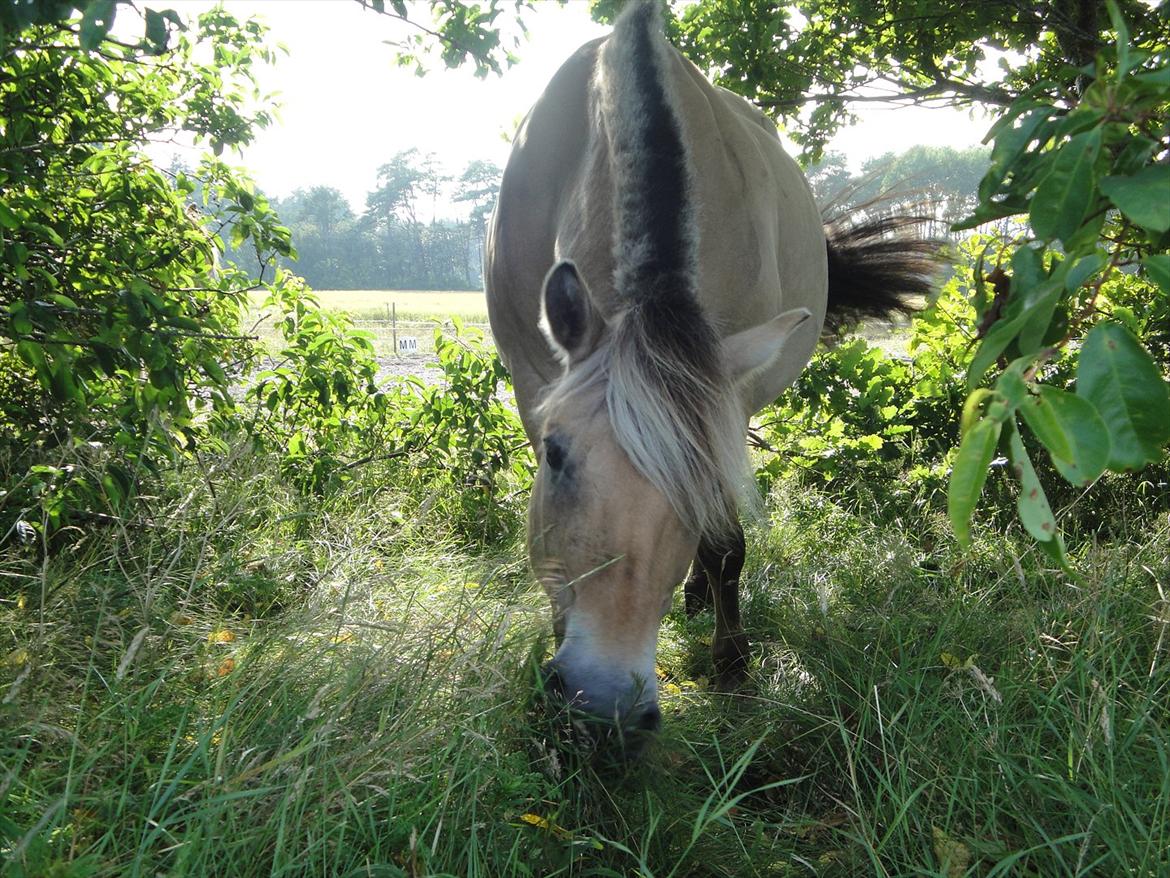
[
  {"xmin": 537, "ymin": 310, "xmax": 749, "ymax": 540},
  {"xmin": 606, "ymin": 313, "xmax": 748, "ymax": 538}
]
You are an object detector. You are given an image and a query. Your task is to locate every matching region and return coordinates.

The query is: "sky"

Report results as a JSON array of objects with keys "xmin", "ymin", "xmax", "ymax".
[{"xmin": 159, "ymin": 1, "xmax": 991, "ymax": 217}]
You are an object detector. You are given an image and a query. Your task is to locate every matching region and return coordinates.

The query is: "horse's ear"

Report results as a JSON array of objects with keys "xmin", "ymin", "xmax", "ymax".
[
  {"xmin": 541, "ymin": 260, "xmax": 600, "ymax": 363},
  {"xmin": 723, "ymin": 308, "xmax": 814, "ymax": 409}
]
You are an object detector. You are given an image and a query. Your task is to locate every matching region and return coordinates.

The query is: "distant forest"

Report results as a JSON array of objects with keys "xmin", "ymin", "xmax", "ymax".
[
  {"xmin": 186, "ymin": 149, "xmax": 501, "ymax": 291},
  {"xmin": 198, "ymin": 144, "xmax": 987, "ymax": 291}
]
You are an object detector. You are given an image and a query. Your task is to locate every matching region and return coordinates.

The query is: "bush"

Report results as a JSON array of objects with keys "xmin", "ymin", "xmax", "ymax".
[{"xmin": 0, "ymin": 7, "xmax": 292, "ymax": 539}]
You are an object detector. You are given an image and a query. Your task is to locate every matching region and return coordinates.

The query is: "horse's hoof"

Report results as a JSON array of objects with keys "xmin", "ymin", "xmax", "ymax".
[{"xmin": 712, "ymin": 631, "xmax": 750, "ymax": 690}]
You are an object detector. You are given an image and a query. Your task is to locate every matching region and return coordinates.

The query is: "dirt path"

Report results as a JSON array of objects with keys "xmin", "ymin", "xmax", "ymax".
[{"xmin": 373, "ymin": 352, "xmax": 446, "ymax": 387}]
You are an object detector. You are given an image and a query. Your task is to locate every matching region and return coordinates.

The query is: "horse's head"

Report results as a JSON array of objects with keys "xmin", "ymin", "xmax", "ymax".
[
  {"xmin": 530, "ymin": 260, "xmax": 811, "ymax": 744},
  {"xmin": 530, "ymin": 389, "xmax": 692, "ymax": 737}
]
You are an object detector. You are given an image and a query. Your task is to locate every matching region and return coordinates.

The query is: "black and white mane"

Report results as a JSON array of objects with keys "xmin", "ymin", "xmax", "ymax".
[{"xmin": 542, "ymin": 2, "xmax": 748, "ymax": 538}]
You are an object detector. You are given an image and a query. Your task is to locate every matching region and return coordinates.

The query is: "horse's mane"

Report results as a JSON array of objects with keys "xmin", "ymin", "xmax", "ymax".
[{"xmin": 567, "ymin": 2, "xmax": 748, "ymax": 538}]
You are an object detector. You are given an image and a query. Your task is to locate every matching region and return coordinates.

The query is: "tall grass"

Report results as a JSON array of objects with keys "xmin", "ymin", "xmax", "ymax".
[{"xmin": 2, "ymin": 451, "xmax": 1167, "ymax": 876}]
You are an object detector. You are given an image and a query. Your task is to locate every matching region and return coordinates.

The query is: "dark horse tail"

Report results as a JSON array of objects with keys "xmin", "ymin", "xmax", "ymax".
[{"xmin": 823, "ymin": 212, "xmax": 942, "ymax": 334}]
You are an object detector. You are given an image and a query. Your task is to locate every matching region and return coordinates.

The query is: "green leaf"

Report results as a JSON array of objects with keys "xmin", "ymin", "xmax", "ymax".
[
  {"xmin": 1099, "ymin": 166, "xmax": 1170, "ymax": 233},
  {"xmin": 1143, "ymin": 254, "xmax": 1170, "ymax": 294},
  {"xmin": 995, "ymin": 363, "xmax": 1030, "ymax": 409},
  {"xmin": 0, "ymin": 201, "xmax": 21, "ymax": 228},
  {"xmin": 967, "ymin": 252, "xmax": 1068, "ymax": 387},
  {"xmin": 1018, "ymin": 385, "xmax": 1110, "ymax": 486},
  {"xmin": 1077, "ymin": 322, "xmax": 1170, "ymax": 470},
  {"xmin": 1029, "ymin": 128, "xmax": 1102, "ymax": 243},
  {"xmin": 1035, "ymin": 529, "xmax": 1074, "ymax": 576},
  {"xmin": 1016, "ymin": 289, "xmax": 1060, "ymax": 355},
  {"xmin": 1134, "ymin": 67, "xmax": 1170, "ymax": 87},
  {"xmin": 979, "ymin": 105, "xmax": 1057, "ymax": 203},
  {"xmin": 1105, "ymin": 0, "xmax": 1133, "ymax": 77},
  {"xmin": 143, "ymin": 8, "xmax": 169, "ymax": 52},
  {"xmin": 1007, "ymin": 422, "xmax": 1057, "ymax": 542},
  {"xmin": 1064, "ymin": 251, "xmax": 1105, "ymax": 293},
  {"xmin": 960, "ymin": 388, "xmax": 993, "ymax": 434},
  {"xmin": 948, "ymin": 418, "xmax": 1001, "ymax": 549},
  {"xmin": 79, "ymin": 0, "xmax": 117, "ymax": 50}
]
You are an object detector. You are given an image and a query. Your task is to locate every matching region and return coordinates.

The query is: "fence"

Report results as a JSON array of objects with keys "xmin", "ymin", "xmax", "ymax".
[{"xmin": 350, "ymin": 306, "xmax": 496, "ymax": 358}]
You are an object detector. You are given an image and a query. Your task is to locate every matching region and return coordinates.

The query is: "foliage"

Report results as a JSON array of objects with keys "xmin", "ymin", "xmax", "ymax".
[
  {"xmin": 757, "ymin": 339, "xmax": 916, "ymax": 487},
  {"xmin": 576, "ymin": 1, "xmax": 1170, "ymax": 558},
  {"xmin": 757, "ymin": 229, "xmax": 1169, "ymax": 547},
  {"xmin": 247, "ymin": 292, "xmax": 527, "ymax": 539},
  {"xmin": 0, "ymin": 3, "xmax": 293, "ymax": 538},
  {"xmin": 0, "ymin": 0, "xmax": 519, "ymax": 550},
  {"xmin": 641, "ymin": 0, "xmax": 1168, "ymax": 160},
  {"xmin": 1, "ymin": 4, "xmax": 1168, "ymax": 876},
  {"xmin": 756, "ymin": 240, "xmax": 981, "ymax": 495},
  {"xmin": 359, "ymin": 149, "xmax": 498, "ymax": 290},
  {"xmin": 644, "ymin": 0, "xmax": 1170, "ymax": 559},
  {"xmin": 246, "ymin": 276, "xmax": 391, "ymax": 496},
  {"xmin": 358, "ymin": 0, "xmax": 535, "ymax": 77},
  {"xmin": 217, "ymin": 155, "xmax": 500, "ymax": 291},
  {"xmin": 946, "ymin": 3, "xmax": 1170, "ymax": 564},
  {"xmin": 396, "ymin": 322, "xmax": 531, "ymax": 541}
]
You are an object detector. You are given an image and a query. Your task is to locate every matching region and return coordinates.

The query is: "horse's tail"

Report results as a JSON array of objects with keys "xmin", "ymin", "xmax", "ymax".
[{"xmin": 823, "ymin": 211, "xmax": 942, "ymax": 334}]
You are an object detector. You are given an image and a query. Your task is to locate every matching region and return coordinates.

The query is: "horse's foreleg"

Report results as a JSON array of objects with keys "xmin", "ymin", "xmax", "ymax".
[
  {"xmin": 683, "ymin": 559, "xmax": 713, "ymax": 615},
  {"xmin": 697, "ymin": 524, "xmax": 749, "ymax": 688}
]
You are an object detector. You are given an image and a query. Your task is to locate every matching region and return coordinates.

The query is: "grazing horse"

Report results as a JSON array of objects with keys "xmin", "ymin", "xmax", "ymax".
[{"xmin": 485, "ymin": 2, "xmax": 934, "ymax": 739}]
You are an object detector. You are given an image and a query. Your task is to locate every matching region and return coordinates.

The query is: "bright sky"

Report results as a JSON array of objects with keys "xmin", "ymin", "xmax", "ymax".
[{"xmin": 162, "ymin": 1, "xmax": 990, "ymax": 216}]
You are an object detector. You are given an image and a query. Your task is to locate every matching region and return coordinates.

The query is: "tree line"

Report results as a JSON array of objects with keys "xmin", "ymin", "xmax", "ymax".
[
  {"xmin": 212, "ymin": 144, "xmax": 990, "ymax": 293},
  {"xmin": 212, "ymin": 150, "xmax": 502, "ymax": 291},
  {"xmin": 806, "ymin": 145, "xmax": 990, "ymax": 239}
]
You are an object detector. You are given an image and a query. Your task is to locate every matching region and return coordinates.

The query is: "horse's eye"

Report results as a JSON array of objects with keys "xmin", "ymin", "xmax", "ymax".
[{"xmin": 544, "ymin": 436, "xmax": 567, "ymax": 472}]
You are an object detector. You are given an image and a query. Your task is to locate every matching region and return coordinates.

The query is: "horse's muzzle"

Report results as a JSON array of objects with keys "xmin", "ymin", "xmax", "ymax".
[{"xmin": 540, "ymin": 662, "xmax": 660, "ymax": 754}]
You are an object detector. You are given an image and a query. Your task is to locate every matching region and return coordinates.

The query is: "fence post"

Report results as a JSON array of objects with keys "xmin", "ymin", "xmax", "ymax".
[{"xmin": 392, "ymin": 301, "xmax": 398, "ymax": 358}]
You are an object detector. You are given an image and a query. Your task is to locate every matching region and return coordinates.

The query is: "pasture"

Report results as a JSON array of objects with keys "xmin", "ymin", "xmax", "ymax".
[
  {"xmin": 4, "ymin": 3, "xmax": 1169, "ymax": 876},
  {"xmin": 4, "ymin": 437, "xmax": 1167, "ymax": 877},
  {"xmin": 248, "ymin": 289, "xmax": 493, "ymax": 362},
  {"xmin": 3, "ymin": 281, "xmax": 1167, "ymax": 875},
  {"xmin": 316, "ymin": 289, "xmax": 490, "ymax": 324}
]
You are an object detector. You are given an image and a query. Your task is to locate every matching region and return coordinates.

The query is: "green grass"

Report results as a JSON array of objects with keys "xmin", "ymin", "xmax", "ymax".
[
  {"xmin": 313, "ymin": 289, "xmax": 489, "ymax": 324},
  {"xmin": 2, "ymin": 456, "xmax": 1168, "ymax": 876},
  {"xmin": 248, "ymin": 289, "xmax": 491, "ymax": 359}
]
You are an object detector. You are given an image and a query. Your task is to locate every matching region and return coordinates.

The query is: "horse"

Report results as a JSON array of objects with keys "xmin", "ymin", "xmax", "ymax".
[{"xmin": 485, "ymin": 2, "xmax": 935, "ymax": 742}]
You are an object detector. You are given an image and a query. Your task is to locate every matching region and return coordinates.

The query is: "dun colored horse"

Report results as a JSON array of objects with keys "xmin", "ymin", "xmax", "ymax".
[{"xmin": 485, "ymin": 2, "xmax": 934, "ymax": 742}]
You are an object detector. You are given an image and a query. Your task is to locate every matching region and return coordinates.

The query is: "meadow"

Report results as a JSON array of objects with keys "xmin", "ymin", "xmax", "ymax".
[
  {"xmin": 4, "ymin": 291, "xmax": 1167, "ymax": 877},
  {"xmin": 315, "ymin": 290, "xmax": 490, "ymax": 324},
  {"xmin": 5, "ymin": 4, "xmax": 1167, "ymax": 874}
]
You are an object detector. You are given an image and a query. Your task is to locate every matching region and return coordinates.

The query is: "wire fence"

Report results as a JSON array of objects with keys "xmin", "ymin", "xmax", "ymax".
[{"xmin": 349, "ymin": 317, "xmax": 496, "ymax": 358}]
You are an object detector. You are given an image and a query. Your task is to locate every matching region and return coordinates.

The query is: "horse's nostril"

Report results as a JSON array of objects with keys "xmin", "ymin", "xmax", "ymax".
[{"xmin": 634, "ymin": 704, "xmax": 661, "ymax": 732}]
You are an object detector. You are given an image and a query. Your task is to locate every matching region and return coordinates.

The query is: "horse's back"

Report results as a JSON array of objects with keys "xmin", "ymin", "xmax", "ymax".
[{"xmin": 485, "ymin": 31, "xmax": 826, "ymax": 437}]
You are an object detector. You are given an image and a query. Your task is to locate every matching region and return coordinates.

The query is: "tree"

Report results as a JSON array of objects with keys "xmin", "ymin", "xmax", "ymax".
[
  {"xmin": 267, "ymin": 187, "xmax": 365, "ymax": 288},
  {"xmin": 0, "ymin": 2, "xmax": 296, "ymax": 535},
  {"xmin": 454, "ymin": 159, "xmax": 502, "ymax": 286},
  {"xmin": 804, "ymin": 150, "xmax": 854, "ymax": 206},
  {"xmin": 356, "ymin": 0, "xmax": 535, "ymax": 77},
  {"xmin": 281, "ymin": 186, "xmax": 356, "ymax": 236},
  {"xmin": 651, "ymin": 0, "xmax": 1167, "ymax": 159},
  {"xmin": 808, "ymin": 145, "xmax": 990, "ymax": 239},
  {"xmin": 363, "ymin": 149, "xmax": 451, "ymax": 287}
]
